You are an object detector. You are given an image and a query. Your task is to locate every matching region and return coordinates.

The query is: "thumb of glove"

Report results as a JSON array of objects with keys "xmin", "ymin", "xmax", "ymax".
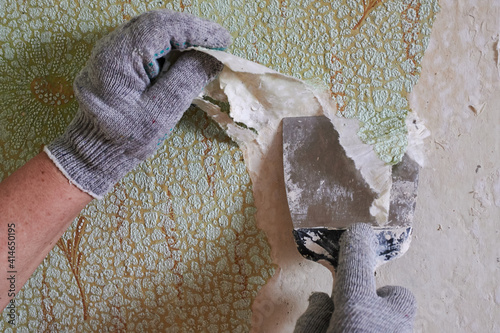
[{"xmin": 294, "ymin": 292, "xmax": 335, "ymax": 333}]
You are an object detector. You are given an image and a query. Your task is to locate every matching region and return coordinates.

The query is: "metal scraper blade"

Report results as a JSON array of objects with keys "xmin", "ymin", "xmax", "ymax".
[{"xmin": 283, "ymin": 116, "xmax": 419, "ymax": 268}]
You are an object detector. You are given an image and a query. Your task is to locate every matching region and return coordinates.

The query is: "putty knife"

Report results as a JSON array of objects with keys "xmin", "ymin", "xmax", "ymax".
[{"xmin": 283, "ymin": 116, "xmax": 419, "ymax": 268}]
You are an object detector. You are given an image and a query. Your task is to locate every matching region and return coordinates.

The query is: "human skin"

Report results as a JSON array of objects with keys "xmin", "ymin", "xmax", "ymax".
[{"xmin": 0, "ymin": 151, "xmax": 92, "ymax": 311}]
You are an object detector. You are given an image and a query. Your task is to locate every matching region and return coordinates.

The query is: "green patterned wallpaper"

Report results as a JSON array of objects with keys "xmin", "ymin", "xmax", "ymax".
[{"xmin": 0, "ymin": 0, "xmax": 438, "ymax": 331}]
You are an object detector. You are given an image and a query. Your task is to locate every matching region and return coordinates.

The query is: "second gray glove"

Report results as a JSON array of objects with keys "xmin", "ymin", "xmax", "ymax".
[
  {"xmin": 294, "ymin": 223, "xmax": 417, "ymax": 333},
  {"xmin": 45, "ymin": 10, "xmax": 231, "ymax": 198}
]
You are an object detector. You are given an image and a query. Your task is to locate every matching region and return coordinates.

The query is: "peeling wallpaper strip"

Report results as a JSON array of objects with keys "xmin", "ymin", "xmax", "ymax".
[{"xmin": 194, "ymin": 48, "xmax": 429, "ymax": 222}]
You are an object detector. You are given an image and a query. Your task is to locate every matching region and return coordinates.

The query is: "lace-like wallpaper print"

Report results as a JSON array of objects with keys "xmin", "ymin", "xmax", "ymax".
[{"xmin": 0, "ymin": 0, "xmax": 438, "ymax": 331}]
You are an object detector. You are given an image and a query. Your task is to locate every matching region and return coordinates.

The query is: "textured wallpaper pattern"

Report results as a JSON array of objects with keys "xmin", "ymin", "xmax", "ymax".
[{"xmin": 0, "ymin": 0, "xmax": 438, "ymax": 331}]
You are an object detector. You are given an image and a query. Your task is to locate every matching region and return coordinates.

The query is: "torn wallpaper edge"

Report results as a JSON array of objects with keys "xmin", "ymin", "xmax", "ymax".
[{"xmin": 193, "ymin": 48, "xmax": 428, "ymax": 224}]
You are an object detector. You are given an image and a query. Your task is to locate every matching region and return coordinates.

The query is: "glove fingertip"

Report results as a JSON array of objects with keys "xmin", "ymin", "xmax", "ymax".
[
  {"xmin": 377, "ymin": 285, "xmax": 414, "ymax": 299},
  {"xmin": 308, "ymin": 292, "xmax": 334, "ymax": 308},
  {"xmin": 294, "ymin": 292, "xmax": 334, "ymax": 333},
  {"xmin": 190, "ymin": 19, "xmax": 232, "ymax": 51},
  {"xmin": 377, "ymin": 285, "xmax": 417, "ymax": 315}
]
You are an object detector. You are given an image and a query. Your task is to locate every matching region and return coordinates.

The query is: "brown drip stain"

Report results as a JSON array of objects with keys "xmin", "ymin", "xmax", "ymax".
[
  {"xmin": 353, "ymin": 0, "xmax": 386, "ymax": 30},
  {"xmin": 401, "ymin": 2, "xmax": 422, "ymax": 76},
  {"xmin": 329, "ymin": 53, "xmax": 347, "ymax": 113},
  {"xmin": 179, "ymin": 0, "xmax": 192, "ymax": 11},
  {"xmin": 56, "ymin": 216, "xmax": 89, "ymax": 320}
]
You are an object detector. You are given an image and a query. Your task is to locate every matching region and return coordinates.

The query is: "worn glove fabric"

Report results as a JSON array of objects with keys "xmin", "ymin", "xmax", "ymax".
[
  {"xmin": 45, "ymin": 10, "xmax": 231, "ymax": 199},
  {"xmin": 294, "ymin": 223, "xmax": 417, "ymax": 333}
]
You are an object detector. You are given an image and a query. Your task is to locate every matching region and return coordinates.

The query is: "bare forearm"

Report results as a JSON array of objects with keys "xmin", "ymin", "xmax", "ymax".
[{"xmin": 0, "ymin": 152, "xmax": 92, "ymax": 311}]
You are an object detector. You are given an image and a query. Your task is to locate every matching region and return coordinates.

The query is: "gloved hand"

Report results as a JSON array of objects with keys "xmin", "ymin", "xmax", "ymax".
[
  {"xmin": 45, "ymin": 9, "xmax": 231, "ymax": 199},
  {"xmin": 294, "ymin": 223, "xmax": 417, "ymax": 333}
]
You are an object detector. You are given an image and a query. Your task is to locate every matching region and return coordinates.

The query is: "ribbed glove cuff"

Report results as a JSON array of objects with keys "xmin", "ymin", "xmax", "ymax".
[{"xmin": 44, "ymin": 110, "xmax": 138, "ymax": 199}]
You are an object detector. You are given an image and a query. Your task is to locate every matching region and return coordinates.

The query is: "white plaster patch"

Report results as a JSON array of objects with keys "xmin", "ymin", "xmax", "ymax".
[
  {"xmin": 193, "ymin": 48, "xmax": 426, "ymax": 224},
  {"xmin": 495, "ymin": 286, "xmax": 500, "ymax": 305},
  {"xmin": 474, "ymin": 169, "xmax": 500, "ymax": 210},
  {"xmin": 494, "ymin": 171, "xmax": 500, "ymax": 208}
]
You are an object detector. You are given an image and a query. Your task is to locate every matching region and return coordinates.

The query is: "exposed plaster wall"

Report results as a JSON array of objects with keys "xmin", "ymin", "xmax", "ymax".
[
  {"xmin": 252, "ymin": 0, "xmax": 500, "ymax": 332},
  {"xmin": 378, "ymin": 1, "xmax": 500, "ymax": 331}
]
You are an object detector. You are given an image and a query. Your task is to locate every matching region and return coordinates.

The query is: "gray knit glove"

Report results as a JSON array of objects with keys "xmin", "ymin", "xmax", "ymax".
[
  {"xmin": 44, "ymin": 10, "xmax": 231, "ymax": 199},
  {"xmin": 294, "ymin": 223, "xmax": 417, "ymax": 333}
]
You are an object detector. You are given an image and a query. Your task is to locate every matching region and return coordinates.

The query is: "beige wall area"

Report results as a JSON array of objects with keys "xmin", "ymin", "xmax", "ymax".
[
  {"xmin": 253, "ymin": 1, "xmax": 500, "ymax": 332},
  {"xmin": 382, "ymin": 0, "xmax": 500, "ymax": 331}
]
